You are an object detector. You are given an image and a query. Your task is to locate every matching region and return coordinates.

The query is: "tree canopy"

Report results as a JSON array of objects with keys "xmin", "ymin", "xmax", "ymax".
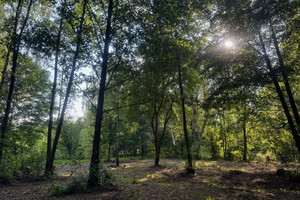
[{"xmin": 0, "ymin": 0, "xmax": 299, "ymax": 189}]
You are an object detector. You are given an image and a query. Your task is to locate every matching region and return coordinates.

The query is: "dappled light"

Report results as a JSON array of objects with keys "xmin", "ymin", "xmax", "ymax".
[{"xmin": 0, "ymin": 0, "xmax": 299, "ymax": 199}]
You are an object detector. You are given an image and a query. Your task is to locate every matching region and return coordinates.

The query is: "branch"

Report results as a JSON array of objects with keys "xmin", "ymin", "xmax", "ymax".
[
  {"xmin": 73, "ymin": 79, "xmax": 97, "ymax": 110},
  {"xmin": 159, "ymin": 100, "xmax": 173, "ymax": 143},
  {"xmin": 105, "ymin": 77, "xmax": 131, "ymax": 91},
  {"xmin": 103, "ymin": 100, "xmax": 150, "ymax": 113}
]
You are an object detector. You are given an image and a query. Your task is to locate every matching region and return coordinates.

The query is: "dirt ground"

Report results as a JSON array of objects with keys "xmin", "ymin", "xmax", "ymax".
[{"xmin": 1, "ymin": 159, "xmax": 300, "ymax": 200}]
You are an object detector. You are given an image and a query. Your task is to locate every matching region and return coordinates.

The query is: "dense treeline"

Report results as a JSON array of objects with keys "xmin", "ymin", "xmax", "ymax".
[{"xmin": 0, "ymin": 0, "xmax": 299, "ymax": 187}]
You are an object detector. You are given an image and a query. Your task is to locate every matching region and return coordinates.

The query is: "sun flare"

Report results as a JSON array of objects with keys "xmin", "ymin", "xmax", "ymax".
[{"xmin": 224, "ymin": 40, "xmax": 234, "ymax": 48}]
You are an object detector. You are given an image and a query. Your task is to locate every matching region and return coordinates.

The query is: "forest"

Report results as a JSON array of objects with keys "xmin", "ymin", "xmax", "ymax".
[{"xmin": 0, "ymin": 0, "xmax": 300, "ymax": 199}]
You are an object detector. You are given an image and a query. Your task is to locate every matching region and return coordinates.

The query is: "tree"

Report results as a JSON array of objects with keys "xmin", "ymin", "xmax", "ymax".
[
  {"xmin": 45, "ymin": 2, "xmax": 65, "ymax": 176},
  {"xmin": 88, "ymin": 0, "xmax": 113, "ymax": 188},
  {"xmin": 211, "ymin": 0, "xmax": 300, "ymax": 154},
  {"xmin": 0, "ymin": 55, "xmax": 50, "ymax": 162},
  {"xmin": 0, "ymin": 0, "xmax": 33, "ymax": 162},
  {"xmin": 45, "ymin": 0, "xmax": 88, "ymax": 174},
  {"xmin": 60, "ymin": 119, "xmax": 83, "ymax": 159}
]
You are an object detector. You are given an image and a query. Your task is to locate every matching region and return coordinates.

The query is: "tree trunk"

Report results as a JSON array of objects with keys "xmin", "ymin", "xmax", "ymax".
[
  {"xmin": 0, "ymin": 0, "xmax": 32, "ymax": 162},
  {"xmin": 141, "ymin": 132, "xmax": 145, "ymax": 159},
  {"xmin": 155, "ymin": 142, "xmax": 160, "ymax": 166},
  {"xmin": 0, "ymin": 44, "xmax": 12, "ymax": 91},
  {"xmin": 107, "ymin": 143, "xmax": 111, "ymax": 161},
  {"xmin": 45, "ymin": 7, "xmax": 64, "ymax": 176},
  {"xmin": 191, "ymin": 102, "xmax": 197, "ymax": 144},
  {"xmin": 269, "ymin": 21, "xmax": 300, "ymax": 131},
  {"xmin": 177, "ymin": 63, "xmax": 194, "ymax": 174},
  {"xmin": 258, "ymin": 30, "xmax": 300, "ymax": 153},
  {"xmin": 221, "ymin": 119, "xmax": 225, "ymax": 159},
  {"xmin": 211, "ymin": 128, "xmax": 215, "ymax": 159},
  {"xmin": 242, "ymin": 121, "xmax": 247, "ymax": 161},
  {"xmin": 87, "ymin": 0, "xmax": 113, "ymax": 188},
  {"xmin": 45, "ymin": 0, "xmax": 87, "ymax": 174},
  {"xmin": 57, "ymin": 73, "xmax": 64, "ymax": 122},
  {"xmin": 107, "ymin": 117, "xmax": 112, "ymax": 161},
  {"xmin": 116, "ymin": 108, "xmax": 120, "ymax": 167},
  {"xmin": 242, "ymin": 100, "xmax": 247, "ymax": 161}
]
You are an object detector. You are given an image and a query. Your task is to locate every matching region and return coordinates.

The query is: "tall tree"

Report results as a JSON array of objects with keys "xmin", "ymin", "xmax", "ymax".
[
  {"xmin": 45, "ymin": 3, "xmax": 65, "ymax": 176},
  {"xmin": 257, "ymin": 29, "xmax": 300, "ymax": 152},
  {"xmin": 0, "ymin": 0, "xmax": 33, "ymax": 162},
  {"xmin": 177, "ymin": 58, "xmax": 194, "ymax": 173},
  {"xmin": 45, "ymin": 0, "xmax": 88, "ymax": 174},
  {"xmin": 87, "ymin": 0, "xmax": 113, "ymax": 188},
  {"xmin": 213, "ymin": 0, "xmax": 300, "ymax": 153}
]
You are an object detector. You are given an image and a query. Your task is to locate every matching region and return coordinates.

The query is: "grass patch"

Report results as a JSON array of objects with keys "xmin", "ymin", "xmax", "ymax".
[
  {"xmin": 155, "ymin": 182, "xmax": 173, "ymax": 187},
  {"xmin": 207, "ymin": 182, "xmax": 228, "ymax": 189},
  {"xmin": 54, "ymin": 159, "xmax": 89, "ymax": 165},
  {"xmin": 195, "ymin": 160, "xmax": 218, "ymax": 168}
]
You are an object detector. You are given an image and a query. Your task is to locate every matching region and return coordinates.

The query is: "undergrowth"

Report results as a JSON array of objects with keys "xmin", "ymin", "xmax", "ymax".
[
  {"xmin": 51, "ymin": 165, "xmax": 114, "ymax": 196},
  {"xmin": 0, "ymin": 151, "xmax": 44, "ymax": 184}
]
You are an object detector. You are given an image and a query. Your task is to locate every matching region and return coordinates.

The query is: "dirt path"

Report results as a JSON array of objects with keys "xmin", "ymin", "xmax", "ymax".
[{"xmin": 1, "ymin": 159, "xmax": 300, "ymax": 199}]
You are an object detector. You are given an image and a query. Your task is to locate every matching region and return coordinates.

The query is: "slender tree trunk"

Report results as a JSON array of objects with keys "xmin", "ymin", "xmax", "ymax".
[
  {"xmin": 107, "ymin": 117, "xmax": 112, "ymax": 161},
  {"xmin": 116, "ymin": 107, "xmax": 120, "ymax": 167},
  {"xmin": 258, "ymin": 30, "xmax": 300, "ymax": 153},
  {"xmin": 107, "ymin": 142, "xmax": 111, "ymax": 161},
  {"xmin": 45, "ymin": 0, "xmax": 87, "ymax": 174},
  {"xmin": 242, "ymin": 120, "xmax": 247, "ymax": 161},
  {"xmin": 177, "ymin": 63, "xmax": 194, "ymax": 174},
  {"xmin": 141, "ymin": 132, "xmax": 145, "ymax": 159},
  {"xmin": 0, "ymin": 0, "xmax": 32, "ymax": 162},
  {"xmin": 45, "ymin": 7, "xmax": 64, "ymax": 176},
  {"xmin": 0, "ymin": 44, "xmax": 12, "ymax": 91},
  {"xmin": 87, "ymin": 0, "xmax": 113, "ymax": 188},
  {"xmin": 269, "ymin": 21, "xmax": 300, "ymax": 131},
  {"xmin": 57, "ymin": 73, "xmax": 64, "ymax": 122},
  {"xmin": 242, "ymin": 100, "xmax": 247, "ymax": 161},
  {"xmin": 155, "ymin": 144, "xmax": 160, "ymax": 166},
  {"xmin": 211, "ymin": 128, "xmax": 215, "ymax": 159},
  {"xmin": 153, "ymin": 116, "xmax": 160, "ymax": 166},
  {"xmin": 151, "ymin": 109, "xmax": 160, "ymax": 166},
  {"xmin": 191, "ymin": 102, "xmax": 197, "ymax": 144},
  {"xmin": 220, "ymin": 116, "xmax": 225, "ymax": 159}
]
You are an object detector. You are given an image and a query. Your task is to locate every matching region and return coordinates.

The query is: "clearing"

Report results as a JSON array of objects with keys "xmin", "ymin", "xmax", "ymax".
[{"xmin": 1, "ymin": 159, "xmax": 300, "ymax": 199}]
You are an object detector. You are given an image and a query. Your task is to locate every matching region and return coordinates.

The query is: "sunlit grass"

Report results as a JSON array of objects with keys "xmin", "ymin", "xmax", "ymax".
[
  {"xmin": 54, "ymin": 159, "xmax": 89, "ymax": 165},
  {"xmin": 195, "ymin": 160, "xmax": 218, "ymax": 168},
  {"xmin": 138, "ymin": 171, "xmax": 165, "ymax": 182},
  {"xmin": 49, "ymin": 159, "xmax": 300, "ymax": 199}
]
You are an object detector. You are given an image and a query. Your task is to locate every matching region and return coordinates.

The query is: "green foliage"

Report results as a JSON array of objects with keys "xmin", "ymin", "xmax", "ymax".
[
  {"xmin": 51, "ymin": 175, "xmax": 88, "ymax": 196},
  {"xmin": 59, "ymin": 119, "xmax": 83, "ymax": 159},
  {"xmin": 0, "ymin": 155, "xmax": 17, "ymax": 184},
  {"xmin": 0, "ymin": 149, "xmax": 45, "ymax": 184},
  {"xmin": 16, "ymin": 150, "xmax": 45, "ymax": 180},
  {"xmin": 51, "ymin": 165, "xmax": 113, "ymax": 196},
  {"xmin": 0, "ymin": 0, "xmax": 300, "ymax": 185}
]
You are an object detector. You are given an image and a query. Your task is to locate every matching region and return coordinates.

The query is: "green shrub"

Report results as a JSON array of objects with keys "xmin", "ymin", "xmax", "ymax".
[
  {"xmin": 51, "ymin": 165, "xmax": 114, "ymax": 196},
  {"xmin": 98, "ymin": 165, "xmax": 114, "ymax": 186},
  {"xmin": 16, "ymin": 150, "xmax": 45, "ymax": 180},
  {"xmin": 0, "ymin": 150, "xmax": 45, "ymax": 184},
  {"xmin": 51, "ymin": 175, "xmax": 88, "ymax": 196},
  {"xmin": 0, "ymin": 161, "xmax": 16, "ymax": 184}
]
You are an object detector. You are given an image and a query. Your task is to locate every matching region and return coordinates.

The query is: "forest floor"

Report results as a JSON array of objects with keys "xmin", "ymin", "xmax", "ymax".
[{"xmin": 1, "ymin": 159, "xmax": 300, "ymax": 199}]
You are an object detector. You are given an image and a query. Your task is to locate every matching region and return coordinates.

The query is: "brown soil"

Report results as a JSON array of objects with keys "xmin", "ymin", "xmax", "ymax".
[{"xmin": 1, "ymin": 159, "xmax": 300, "ymax": 199}]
